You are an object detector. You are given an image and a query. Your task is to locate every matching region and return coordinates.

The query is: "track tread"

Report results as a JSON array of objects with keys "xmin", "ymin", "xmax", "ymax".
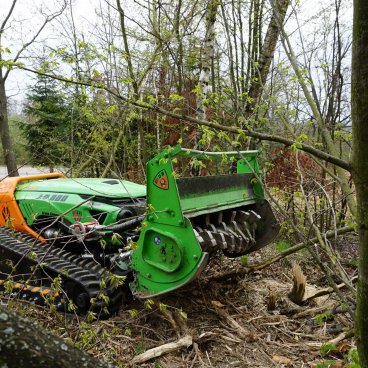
[{"xmin": 0, "ymin": 227, "xmax": 125, "ymax": 316}]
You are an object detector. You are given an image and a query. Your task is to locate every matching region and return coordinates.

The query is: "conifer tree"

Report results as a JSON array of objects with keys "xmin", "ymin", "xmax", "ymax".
[{"xmin": 22, "ymin": 77, "xmax": 70, "ymax": 170}]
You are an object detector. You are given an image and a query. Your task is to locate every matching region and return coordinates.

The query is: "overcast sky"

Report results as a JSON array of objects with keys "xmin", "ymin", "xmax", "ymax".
[
  {"xmin": 1, "ymin": 0, "xmax": 94, "ymax": 108},
  {"xmin": 1, "ymin": 0, "xmax": 353, "ymax": 112}
]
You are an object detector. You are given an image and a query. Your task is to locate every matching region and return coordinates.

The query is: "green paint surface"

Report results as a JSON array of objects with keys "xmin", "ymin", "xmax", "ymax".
[
  {"xmin": 131, "ymin": 145, "xmax": 264, "ymax": 296},
  {"xmin": 16, "ymin": 178, "xmax": 146, "ymax": 198}
]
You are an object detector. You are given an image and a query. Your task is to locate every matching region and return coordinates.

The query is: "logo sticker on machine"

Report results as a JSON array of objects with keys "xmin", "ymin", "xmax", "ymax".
[
  {"xmin": 153, "ymin": 170, "xmax": 169, "ymax": 190},
  {"xmin": 154, "ymin": 236, "xmax": 161, "ymax": 245},
  {"xmin": 73, "ymin": 211, "xmax": 82, "ymax": 221}
]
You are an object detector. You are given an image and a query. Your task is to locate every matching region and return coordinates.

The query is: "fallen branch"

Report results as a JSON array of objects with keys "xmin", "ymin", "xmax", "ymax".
[
  {"xmin": 210, "ymin": 302, "xmax": 253, "ymax": 340},
  {"xmin": 209, "ymin": 226, "xmax": 354, "ymax": 282},
  {"xmin": 293, "ymin": 301, "xmax": 353, "ymax": 319},
  {"xmin": 304, "ymin": 276, "xmax": 358, "ymax": 302},
  {"xmin": 131, "ymin": 335, "xmax": 192, "ymax": 364},
  {"xmin": 292, "ymin": 304, "xmax": 336, "ymax": 319},
  {"xmin": 328, "ymin": 328, "xmax": 354, "ymax": 345},
  {"xmin": 156, "ymin": 303, "xmax": 180, "ymax": 337},
  {"xmin": 153, "ymin": 300, "xmax": 189, "ymax": 337}
]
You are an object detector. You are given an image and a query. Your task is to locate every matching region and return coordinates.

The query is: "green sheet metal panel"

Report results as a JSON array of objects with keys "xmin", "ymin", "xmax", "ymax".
[
  {"xmin": 131, "ymin": 145, "xmax": 265, "ymax": 297},
  {"xmin": 16, "ymin": 178, "xmax": 146, "ymax": 198}
]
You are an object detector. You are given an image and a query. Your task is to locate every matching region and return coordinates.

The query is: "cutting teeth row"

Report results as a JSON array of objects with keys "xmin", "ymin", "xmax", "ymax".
[{"xmin": 192, "ymin": 210, "xmax": 262, "ymax": 255}]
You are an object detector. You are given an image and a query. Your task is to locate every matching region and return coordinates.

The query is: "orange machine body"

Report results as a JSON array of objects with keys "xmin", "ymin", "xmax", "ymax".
[{"xmin": 0, "ymin": 173, "xmax": 65, "ymax": 240}]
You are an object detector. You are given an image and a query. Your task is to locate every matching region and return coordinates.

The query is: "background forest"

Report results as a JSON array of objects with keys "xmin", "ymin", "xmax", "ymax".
[
  {"xmin": 0, "ymin": 0, "xmax": 365, "ymax": 367},
  {"xmin": 3, "ymin": 0, "xmax": 352, "ymax": 180}
]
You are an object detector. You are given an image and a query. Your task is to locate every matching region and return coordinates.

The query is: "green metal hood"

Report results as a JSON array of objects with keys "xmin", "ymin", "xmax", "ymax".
[{"xmin": 16, "ymin": 178, "xmax": 146, "ymax": 198}]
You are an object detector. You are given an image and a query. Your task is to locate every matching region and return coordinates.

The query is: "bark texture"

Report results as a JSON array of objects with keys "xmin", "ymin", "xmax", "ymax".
[
  {"xmin": 0, "ymin": 0, "xmax": 18, "ymax": 176},
  {"xmin": 0, "ymin": 67, "xmax": 19, "ymax": 176},
  {"xmin": 352, "ymin": 0, "xmax": 368, "ymax": 365},
  {"xmin": 197, "ymin": 0, "xmax": 219, "ymax": 121},
  {"xmin": 0, "ymin": 305, "xmax": 113, "ymax": 368},
  {"xmin": 245, "ymin": 0, "xmax": 289, "ymax": 117}
]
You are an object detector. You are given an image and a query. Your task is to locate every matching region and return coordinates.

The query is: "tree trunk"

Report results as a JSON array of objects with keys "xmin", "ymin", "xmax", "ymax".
[
  {"xmin": 0, "ymin": 305, "xmax": 112, "ymax": 368},
  {"xmin": 197, "ymin": 0, "xmax": 219, "ymax": 123},
  {"xmin": 352, "ymin": 0, "xmax": 368, "ymax": 365},
  {"xmin": 174, "ymin": 0, "xmax": 184, "ymax": 95},
  {"xmin": 244, "ymin": 0, "xmax": 289, "ymax": 117},
  {"xmin": 277, "ymin": 1, "xmax": 357, "ymax": 217},
  {"xmin": 0, "ymin": 69, "xmax": 19, "ymax": 176},
  {"xmin": 116, "ymin": 0, "xmax": 147, "ymax": 169},
  {"xmin": 221, "ymin": 2, "xmax": 237, "ymax": 109}
]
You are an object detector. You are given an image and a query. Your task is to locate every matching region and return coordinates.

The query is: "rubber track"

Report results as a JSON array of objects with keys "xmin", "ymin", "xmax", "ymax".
[{"xmin": 0, "ymin": 227, "xmax": 124, "ymax": 316}]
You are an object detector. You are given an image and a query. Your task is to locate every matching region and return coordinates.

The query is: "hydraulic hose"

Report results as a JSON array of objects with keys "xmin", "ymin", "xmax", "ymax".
[{"xmin": 101, "ymin": 215, "xmax": 145, "ymax": 233}]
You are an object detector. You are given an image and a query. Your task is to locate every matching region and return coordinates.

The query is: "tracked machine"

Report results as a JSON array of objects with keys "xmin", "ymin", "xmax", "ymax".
[{"xmin": 0, "ymin": 145, "xmax": 279, "ymax": 315}]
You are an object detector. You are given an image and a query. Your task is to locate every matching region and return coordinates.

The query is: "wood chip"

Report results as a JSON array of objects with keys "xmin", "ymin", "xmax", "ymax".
[
  {"xmin": 211, "ymin": 300, "xmax": 225, "ymax": 308},
  {"xmin": 272, "ymin": 355, "xmax": 292, "ymax": 365}
]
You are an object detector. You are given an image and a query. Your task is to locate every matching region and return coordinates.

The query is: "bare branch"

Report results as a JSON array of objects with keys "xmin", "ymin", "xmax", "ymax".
[
  {"xmin": 3, "ymin": 2, "xmax": 66, "ymax": 81},
  {"xmin": 208, "ymin": 226, "xmax": 354, "ymax": 282},
  {"xmin": 17, "ymin": 65, "xmax": 352, "ymax": 172},
  {"xmin": 0, "ymin": 0, "xmax": 17, "ymax": 34}
]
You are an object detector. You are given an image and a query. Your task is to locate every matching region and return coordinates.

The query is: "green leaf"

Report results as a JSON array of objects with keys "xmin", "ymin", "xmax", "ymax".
[
  {"xmin": 319, "ymin": 343, "xmax": 338, "ymax": 357},
  {"xmin": 276, "ymin": 241, "xmax": 290, "ymax": 252},
  {"xmin": 68, "ymin": 300, "xmax": 77, "ymax": 312},
  {"xmin": 144, "ymin": 299, "xmax": 155, "ymax": 310},
  {"xmin": 179, "ymin": 310, "xmax": 187, "ymax": 319},
  {"xmin": 169, "ymin": 93, "xmax": 184, "ymax": 102},
  {"xmin": 86, "ymin": 311, "xmax": 97, "ymax": 322},
  {"xmin": 240, "ymin": 255, "xmax": 248, "ymax": 266}
]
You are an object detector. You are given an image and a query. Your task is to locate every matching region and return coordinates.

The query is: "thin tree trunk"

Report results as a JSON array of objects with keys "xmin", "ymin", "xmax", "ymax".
[
  {"xmin": 275, "ymin": 0, "xmax": 356, "ymax": 216},
  {"xmin": 221, "ymin": 2, "xmax": 238, "ymax": 110},
  {"xmin": 352, "ymin": 0, "xmax": 368, "ymax": 364},
  {"xmin": 245, "ymin": 0, "xmax": 254, "ymax": 90},
  {"xmin": 231, "ymin": 0, "xmax": 240, "ymax": 96},
  {"xmin": 116, "ymin": 0, "xmax": 147, "ymax": 168},
  {"xmin": 245, "ymin": 0, "xmax": 289, "ymax": 116},
  {"xmin": 0, "ymin": 0, "xmax": 64, "ymax": 177},
  {"xmin": 174, "ymin": 0, "xmax": 183, "ymax": 95},
  {"xmin": 102, "ymin": 128, "xmax": 125, "ymax": 178},
  {"xmin": 251, "ymin": 0, "xmax": 260, "ymax": 72},
  {"xmin": 237, "ymin": 0, "xmax": 246, "ymax": 96},
  {"xmin": 197, "ymin": 0, "xmax": 219, "ymax": 123},
  {"xmin": 0, "ymin": 0, "xmax": 18, "ymax": 175},
  {"xmin": 0, "ymin": 70, "xmax": 18, "ymax": 176}
]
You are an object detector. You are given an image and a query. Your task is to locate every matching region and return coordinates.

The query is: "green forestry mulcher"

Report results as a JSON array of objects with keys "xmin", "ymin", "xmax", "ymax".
[{"xmin": 0, "ymin": 145, "xmax": 279, "ymax": 315}]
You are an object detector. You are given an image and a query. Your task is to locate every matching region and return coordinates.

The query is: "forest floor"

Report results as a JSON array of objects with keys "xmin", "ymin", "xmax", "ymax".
[{"xmin": 13, "ymin": 237, "xmax": 358, "ymax": 368}]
